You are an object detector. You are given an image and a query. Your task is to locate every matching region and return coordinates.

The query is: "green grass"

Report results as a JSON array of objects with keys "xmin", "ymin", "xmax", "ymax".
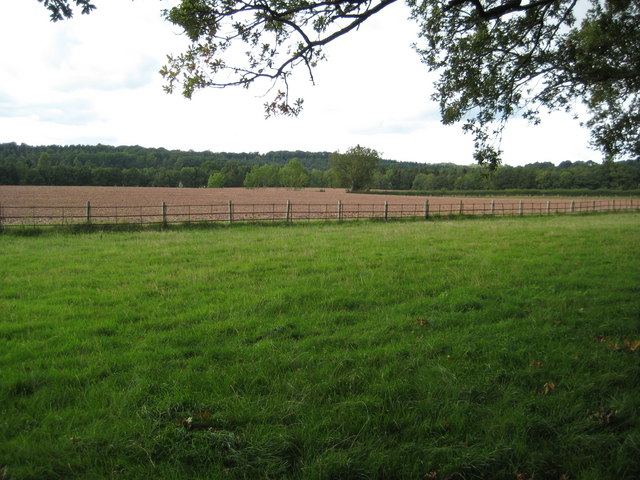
[{"xmin": 1, "ymin": 214, "xmax": 639, "ymax": 480}]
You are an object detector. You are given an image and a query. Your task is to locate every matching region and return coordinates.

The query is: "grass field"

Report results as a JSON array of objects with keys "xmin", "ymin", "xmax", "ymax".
[{"xmin": 1, "ymin": 213, "xmax": 639, "ymax": 479}]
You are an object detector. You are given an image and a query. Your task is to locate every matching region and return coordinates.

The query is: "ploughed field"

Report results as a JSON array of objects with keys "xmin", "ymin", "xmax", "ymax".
[{"xmin": 0, "ymin": 186, "xmax": 633, "ymax": 226}]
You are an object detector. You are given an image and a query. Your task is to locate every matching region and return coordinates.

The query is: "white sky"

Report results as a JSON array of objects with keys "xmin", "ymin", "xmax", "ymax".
[{"xmin": 0, "ymin": 0, "xmax": 598, "ymax": 166}]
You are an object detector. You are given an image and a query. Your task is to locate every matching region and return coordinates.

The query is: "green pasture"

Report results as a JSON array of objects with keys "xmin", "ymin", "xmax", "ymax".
[{"xmin": 1, "ymin": 213, "xmax": 639, "ymax": 479}]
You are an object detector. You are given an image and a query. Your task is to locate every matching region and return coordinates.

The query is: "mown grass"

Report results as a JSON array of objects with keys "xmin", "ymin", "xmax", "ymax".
[{"xmin": 1, "ymin": 213, "xmax": 639, "ymax": 479}]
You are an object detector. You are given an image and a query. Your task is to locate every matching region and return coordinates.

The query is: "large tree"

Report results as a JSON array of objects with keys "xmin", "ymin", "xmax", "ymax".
[
  {"xmin": 38, "ymin": 0, "xmax": 639, "ymax": 166},
  {"xmin": 329, "ymin": 145, "xmax": 381, "ymax": 190}
]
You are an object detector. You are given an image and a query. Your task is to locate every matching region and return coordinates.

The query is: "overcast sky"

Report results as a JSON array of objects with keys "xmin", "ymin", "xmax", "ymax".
[{"xmin": 0, "ymin": 0, "xmax": 598, "ymax": 166}]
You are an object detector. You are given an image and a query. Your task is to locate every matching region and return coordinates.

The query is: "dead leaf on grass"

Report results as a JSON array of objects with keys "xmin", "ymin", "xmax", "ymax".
[
  {"xmin": 588, "ymin": 407, "xmax": 618, "ymax": 425},
  {"xmin": 543, "ymin": 381, "xmax": 556, "ymax": 395},
  {"xmin": 416, "ymin": 318, "xmax": 429, "ymax": 327},
  {"xmin": 623, "ymin": 339, "xmax": 640, "ymax": 353},
  {"xmin": 529, "ymin": 359, "xmax": 544, "ymax": 368},
  {"xmin": 515, "ymin": 472, "xmax": 533, "ymax": 480},
  {"xmin": 607, "ymin": 342, "xmax": 622, "ymax": 351}
]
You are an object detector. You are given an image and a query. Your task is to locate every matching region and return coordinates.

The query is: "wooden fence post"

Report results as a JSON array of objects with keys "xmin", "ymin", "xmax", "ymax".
[
  {"xmin": 546, "ymin": 200, "xmax": 551, "ymax": 215},
  {"xmin": 424, "ymin": 199, "xmax": 429, "ymax": 219},
  {"xmin": 384, "ymin": 201, "xmax": 388, "ymax": 221},
  {"xmin": 86, "ymin": 201, "xmax": 91, "ymax": 224},
  {"xmin": 592, "ymin": 200, "xmax": 596, "ymax": 212},
  {"xmin": 286, "ymin": 200, "xmax": 291, "ymax": 222},
  {"xmin": 459, "ymin": 200, "xmax": 463, "ymax": 216},
  {"xmin": 161, "ymin": 201, "xmax": 167, "ymax": 226},
  {"xmin": 338, "ymin": 200, "xmax": 343, "ymax": 221},
  {"xmin": 490, "ymin": 199, "xmax": 495, "ymax": 215},
  {"xmin": 228, "ymin": 200, "xmax": 233, "ymax": 224},
  {"xmin": 570, "ymin": 200, "xmax": 575, "ymax": 213},
  {"xmin": 612, "ymin": 199, "xmax": 616, "ymax": 211},
  {"xmin": 519, "ymin": 200, "xmax": 523, "ymax": 216}
]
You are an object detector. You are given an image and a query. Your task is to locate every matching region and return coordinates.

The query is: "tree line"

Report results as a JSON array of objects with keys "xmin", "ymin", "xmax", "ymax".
[{"xmin": 0, "ymin": 143, "xmax": 638, "ymax": 191}]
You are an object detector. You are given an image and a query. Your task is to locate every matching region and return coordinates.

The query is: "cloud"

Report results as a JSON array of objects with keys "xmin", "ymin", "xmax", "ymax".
[
  {"xmin": 351, "ymin": 108, "xmax": 442, "ymax": 136},
  {"xmin": 0, "ymin": 96, "xmax": 99, "ymax": 125},
  {"xmin": 352, "ymin": 121, "xmax": 424, "ymax": 136},
  {"xmin": 56, "ymin": 56, "xmax": 160, "ymax": 92}
]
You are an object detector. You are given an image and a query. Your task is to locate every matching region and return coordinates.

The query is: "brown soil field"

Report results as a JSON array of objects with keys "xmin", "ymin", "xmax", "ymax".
[
  {"xmin": 0, "ymin": 186, "xmax": 634, "ymax": 226},
  {"xmin": 0, "ymin": 185, "xmax": 428, "ymax": 207}
]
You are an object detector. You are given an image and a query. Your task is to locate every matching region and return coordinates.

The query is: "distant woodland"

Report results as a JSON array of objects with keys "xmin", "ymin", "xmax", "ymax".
[{"xmin": 1, "ymin": 143, "xmax": 639, "ymax": 192}]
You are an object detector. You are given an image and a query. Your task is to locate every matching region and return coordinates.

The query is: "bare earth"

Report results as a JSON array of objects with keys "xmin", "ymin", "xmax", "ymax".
[
  {"xmin": 0, "ymin": 186, "xmax": 633, "ymax": 226},
  {"xmin": 0, "ymin": 186, "xmax": 422, "ymax": 207}
]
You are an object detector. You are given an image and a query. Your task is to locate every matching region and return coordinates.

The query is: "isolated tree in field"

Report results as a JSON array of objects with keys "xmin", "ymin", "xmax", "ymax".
[
  {"xmin": 38, "ymin": 1, "xmax": 640, "ymax": 166},
  {"xmin": 329, "ymin": 145, "xmax": 380, "ymax": 191}
]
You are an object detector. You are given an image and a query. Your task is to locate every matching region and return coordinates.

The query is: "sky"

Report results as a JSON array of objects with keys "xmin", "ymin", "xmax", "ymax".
[{"xmin": 0, "ymin": 0, "xmax": 598, "ymax": 166}]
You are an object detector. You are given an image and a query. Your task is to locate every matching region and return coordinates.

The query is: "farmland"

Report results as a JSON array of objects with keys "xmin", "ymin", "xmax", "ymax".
[
  {"xmin": 1, "ymin": 212, "xmax": 639, "ymax": 479},
  {"xmin": 0, "ymin": 185, "xmax": 630, "ymax": 207},
  {"xmin": 1, "ymin": 186, "xmax": 637, "ymax": 226}
]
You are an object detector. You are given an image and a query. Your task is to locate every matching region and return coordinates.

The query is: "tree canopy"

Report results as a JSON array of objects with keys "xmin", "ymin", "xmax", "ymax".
[
  {"xmin": 36, "ymin": 0, "xmax": 640, "ymax": 167},
  {"xmin": 330, "ymin": 145, "xmax": 381, "ymax": 190},
  {"xmin": 2, "ymin": 142, "xmax": 639, "ymax": 189}
]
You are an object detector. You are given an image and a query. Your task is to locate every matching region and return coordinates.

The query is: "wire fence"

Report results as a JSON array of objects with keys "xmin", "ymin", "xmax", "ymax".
[{"xmin": 0, "ymin": 198, "xmax": 638, "ymax": 227}]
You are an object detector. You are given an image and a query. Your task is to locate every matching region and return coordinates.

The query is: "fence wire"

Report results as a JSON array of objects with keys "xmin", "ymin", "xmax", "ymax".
[{"xmin": 0, "ymin": 199, "xmax": 637, "ymax": 227}]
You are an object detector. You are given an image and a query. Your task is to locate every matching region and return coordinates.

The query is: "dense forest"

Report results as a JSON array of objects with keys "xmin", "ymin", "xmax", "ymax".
[{"xmin": 1, "ymin": 142, "xmax": 639, "ymax": 191}]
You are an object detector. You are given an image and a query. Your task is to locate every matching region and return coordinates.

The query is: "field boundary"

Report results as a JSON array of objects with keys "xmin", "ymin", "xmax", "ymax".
[{"xmin": 1, "ymin": 198, "xmax": 639, "ymax": 227}]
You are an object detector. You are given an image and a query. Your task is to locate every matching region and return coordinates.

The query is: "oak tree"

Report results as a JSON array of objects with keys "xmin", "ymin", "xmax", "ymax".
[
  {"xmin": 37, "ymin": 0, "xmax": 639, "ymax": 166},
  {"xmin": 329, "ymin": 145, "xmax": 381, "ymax": 190}
]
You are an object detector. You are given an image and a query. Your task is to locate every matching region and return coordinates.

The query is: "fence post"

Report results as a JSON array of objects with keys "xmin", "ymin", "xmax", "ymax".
[
  {"xmin": 546, "ymin": 200, "xmax": 550, "ymax": 215},
  {"xmin": 570, "ymin": 200, "xmax": 575, "ymax": 213},
  {"xmin": 592, "ymin": 200, "xmax": 596, "ymax": 212},
  {"xmin": 519, "ymin": 200, "xmax": 523, "ymax": 216},
  {"xmin": 161, "ymin": 201, "xmax": 167, "ymax": 226},
  {"xmin": 490, "ymin": 199, "xmax": 495, "ymax": 215},
  {"xmin": 458, "ymin": 200, "xmax": 463, "ymax": 216},
  {"xmin": 338, "ymin": 200, "xmax": 343, "ymax": 221},
  {"xmin": 228, "ymin": 200, "xmax": 233, "ymax": 224},
  {"xmin": 85, "ymin": 201, "xmax": 91, "ymax": 224},
  {"xmin": 424, "ymin": 199, "xmax": 429, "ymax": 219},
  {"xmin": 384, "ymin": 201, "xmax": 388, "ymax": 221},
  {"xmin": 612, "ymin": 199, "xmax": 616, "ymax": 211},
  {"xmin": 285, "ymin": 200, "xmax": 291, "ymax": 222}
]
